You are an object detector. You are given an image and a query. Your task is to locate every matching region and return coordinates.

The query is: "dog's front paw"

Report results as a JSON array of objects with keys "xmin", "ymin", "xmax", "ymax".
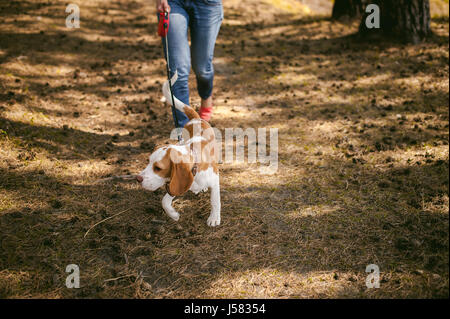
[
  {"xmin": 168, "ymin": 211, "xmax": 180, "ymax": 221},
  {"xmin": 163, "ymin": 208, "xmax": 179, "ymax": 221},
  {"xmin": 207, "ymin": 214, "xmax": 220, "ymax": 227}
]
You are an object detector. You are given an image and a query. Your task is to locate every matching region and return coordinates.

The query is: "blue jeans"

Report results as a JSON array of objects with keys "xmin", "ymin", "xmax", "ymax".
[{"xmin": 161, "ymin": 0, "xmax": 223, "ymax": 128}]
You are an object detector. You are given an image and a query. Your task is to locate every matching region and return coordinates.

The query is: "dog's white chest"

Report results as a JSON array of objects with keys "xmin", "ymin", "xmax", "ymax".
[{"xmin": 190, "ymin": 174, "xmax": 209, "ymax": 194}]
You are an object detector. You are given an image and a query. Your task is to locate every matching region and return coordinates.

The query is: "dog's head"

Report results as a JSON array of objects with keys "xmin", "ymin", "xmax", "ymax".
[{"xmin": 137, "ymin": 145, "xmax": 194, "ymax": 196}]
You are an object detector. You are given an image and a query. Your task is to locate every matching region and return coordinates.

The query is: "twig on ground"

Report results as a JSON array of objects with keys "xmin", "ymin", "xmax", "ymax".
[
  {"xmin": 103, "ymin": 274, "xmax": 134, "ymax": 283},
  {"xmin": 95, "ymin": 174, "xmax": 137, "ymax": 183},
  {"xmin": 150, "ymin": 219, "xmax": 166, "ymax": 224},
  {"xmin": 83, "ymin": 207, "xmax": 133, "ymax": 238}
]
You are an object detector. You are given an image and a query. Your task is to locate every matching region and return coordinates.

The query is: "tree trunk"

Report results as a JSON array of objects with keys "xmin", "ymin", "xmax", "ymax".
[
  {"xmin": 359, "ymin": 0, "xmax": 431, "ymax": 44},
  {"xmin": 332, "ymin": 0, "xmax": 366, "ymax": 20}
]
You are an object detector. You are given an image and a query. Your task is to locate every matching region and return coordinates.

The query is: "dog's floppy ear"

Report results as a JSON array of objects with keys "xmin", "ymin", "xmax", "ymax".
[{"xmin": 168, "ymin": 149, "xmax": 194, "ymax": 196}]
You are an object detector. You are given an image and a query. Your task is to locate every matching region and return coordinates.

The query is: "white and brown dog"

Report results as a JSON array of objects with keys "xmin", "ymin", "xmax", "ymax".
[{"xmin": 136, "ymin": 72, "xmax": 221, "ymax": 227}]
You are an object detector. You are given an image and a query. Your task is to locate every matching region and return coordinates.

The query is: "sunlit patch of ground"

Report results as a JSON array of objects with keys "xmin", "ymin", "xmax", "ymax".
[{"xmin": 0, "ymin": 0, "xmax": 448, "ymax": 298}]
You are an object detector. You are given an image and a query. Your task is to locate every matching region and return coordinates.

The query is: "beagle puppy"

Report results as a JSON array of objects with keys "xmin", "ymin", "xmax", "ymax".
[{"xmin": 137, "ymin": 72, "xmax": 221, "ymax": 227}]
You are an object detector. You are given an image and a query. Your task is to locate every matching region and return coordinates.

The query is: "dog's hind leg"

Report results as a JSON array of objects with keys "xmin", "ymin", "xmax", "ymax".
[{"xmin": 162, "ymin": 193, "xmax": 180, "ymax": 221}]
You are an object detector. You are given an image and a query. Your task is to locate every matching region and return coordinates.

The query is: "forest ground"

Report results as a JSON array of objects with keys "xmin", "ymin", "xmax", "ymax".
[{"xmin": 0, "ymin": 0, "xmax": 448, "ymax": 298}]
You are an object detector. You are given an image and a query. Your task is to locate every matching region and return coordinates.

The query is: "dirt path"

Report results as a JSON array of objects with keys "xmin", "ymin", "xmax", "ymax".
[{"xmin": 0, "ymin": 0, "xmax": 448, "ymax": 298}]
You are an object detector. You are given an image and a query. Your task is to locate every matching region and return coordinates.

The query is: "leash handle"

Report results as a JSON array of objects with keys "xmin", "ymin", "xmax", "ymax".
[{"xmin": 158, "ymin": 11, "xmax": 169, "ymax": 37}]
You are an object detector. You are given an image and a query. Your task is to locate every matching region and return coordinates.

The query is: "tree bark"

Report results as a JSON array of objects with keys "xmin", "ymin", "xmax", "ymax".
[
  {"xmin": 358, "ymin": 0, "xmax": 431, "ymax": 44},
  {"xmin": 332, "ymin": 0, "xmax": 366, "ymax": 20}
]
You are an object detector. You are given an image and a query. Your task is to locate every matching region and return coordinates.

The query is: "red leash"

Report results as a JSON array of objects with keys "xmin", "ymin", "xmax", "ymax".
[{"xmin": 158, "ymin": 11, "xmax": 183, "ymax": 142}]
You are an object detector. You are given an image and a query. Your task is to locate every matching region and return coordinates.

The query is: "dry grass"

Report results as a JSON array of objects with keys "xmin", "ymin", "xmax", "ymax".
[{"xmin": 0, "ymin": 0, "xmax": 448, "ymax": 298}]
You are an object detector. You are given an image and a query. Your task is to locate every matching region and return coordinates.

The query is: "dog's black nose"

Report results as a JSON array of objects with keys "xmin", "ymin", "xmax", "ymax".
[{"xmin": 136, "ymin": 175, "xmax": 143, "ymax": 183}]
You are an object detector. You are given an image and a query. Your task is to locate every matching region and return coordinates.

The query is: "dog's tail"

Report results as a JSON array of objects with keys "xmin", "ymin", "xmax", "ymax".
[{"xmin": 163, "ymin": 71, "xmax": 200, "ymax": 120}]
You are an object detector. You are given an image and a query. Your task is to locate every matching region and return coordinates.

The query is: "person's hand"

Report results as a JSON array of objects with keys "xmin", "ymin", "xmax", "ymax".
[{"xmin": 156, "ymin": 0, "xmax": 171, "ymax": 13}]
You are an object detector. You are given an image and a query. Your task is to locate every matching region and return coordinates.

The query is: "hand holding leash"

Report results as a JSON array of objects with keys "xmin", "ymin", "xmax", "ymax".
[{"xmin": 156, "ymin": 0, "xmax": 171, "ymax": 14}]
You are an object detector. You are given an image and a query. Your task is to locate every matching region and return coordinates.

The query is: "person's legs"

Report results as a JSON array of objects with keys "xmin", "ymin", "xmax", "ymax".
[
  {"xmin": 162, "ymin": 0, "xmax": 191, "ymax": 128},
  {"xmin": 189, "ymin": 0, "xmax": 223, "ymax": 120}
]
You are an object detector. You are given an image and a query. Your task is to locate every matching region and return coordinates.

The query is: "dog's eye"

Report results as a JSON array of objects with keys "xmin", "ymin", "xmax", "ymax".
[{"xmin": 154, "ymin": 165, "xmax": 162, "ymax": 172}]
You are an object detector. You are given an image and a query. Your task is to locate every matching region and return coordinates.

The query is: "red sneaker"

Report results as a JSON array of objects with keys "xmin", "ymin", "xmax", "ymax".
[{"xmin": 199, "ymin": 106, "xmax": 213, "ymax": 121}]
